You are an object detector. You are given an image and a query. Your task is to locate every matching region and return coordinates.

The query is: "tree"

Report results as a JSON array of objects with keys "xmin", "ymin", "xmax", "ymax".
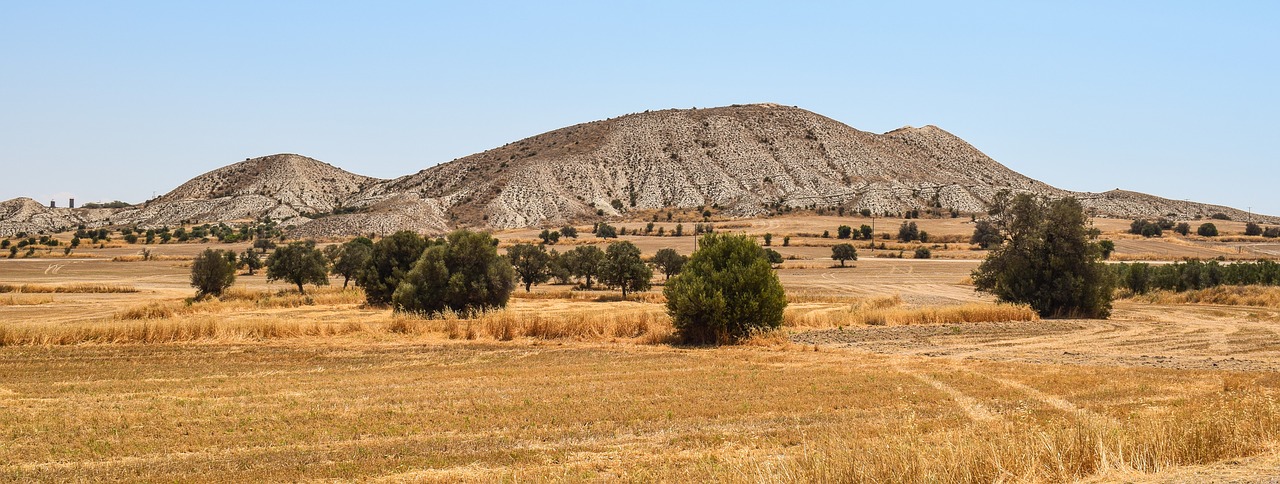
[
  {"xmin": 914, "ymin": 247, "xmax": 931, "ymax": 259},
  {"xmin": 674, "ymin": 224, "xmax": 683, "ymax": 237},
  {"xmin": 508, "ymin": 243, "xmax": 552, "ymax": 292},
  {"xmin": 664, "ymin": 233, "xmax": 786, "ymax": 345},
  {"xmin": 860, "ymin": 225, "xmax": 873, "ymax": 240},
  {"xmin": 1174, "ymin": 222, "xmax": 1192, "ymax": 236},
  {"xmin": 1099, "ymin": 240, "xmax": 1116, "ymax": 260},
  {"xmin": 190, "ymin": 248, "xmax": 236, "ymax": 298},
  {"xmin": 971, "ymin": 220, "xmax": 1002, "ymax": 249},
  {"xmin": 764, "ymin": 248, "xmax": 784, "ymax": 265},
  {"xmin": 1198, "ymin": 223, "xmax": 1219, "ymax": 237},
  {"xmin": 563, "ymin": 245, "xmax": 605, "ymax": 289},
  {"xmin": 330, "ymin": 237, "xmax": 373, "ymax": 288},
  {"xmin": 598, "ymin": 241, "xmax": 652, "ymax": 297},
  {"xmin": 1246, "ymin": 223, "xmax": 1263, "ymax": 236},
  {"xmin": 560, "ymin": 226, "xmax": 578, "ymax": 239},
  {"xmin": 837, "ymin": 225, "xmax": 853, "ymax": 239},
  {"xmin": 832, "ymin": 243, "xmax": 857, "ymax": 267},
  {"xmin": 897, "ymin": 222, "xmax": 919, "ymax": 242},
  {"xmin": 548, "ymin": 250, "xmax": 574, "ymax": 284},
  {"xmin": 652, "ymin": 248, "xmax": 688, "ymax": 280},
  {"xmin": 783, "ymin": 235, "xmax": 791, "ymax": 247},
  {"xmin": 240, "ymin": 249, "xmax": 263, "ymax": 275},
  {"xmin": 539, "ymin": 229, "xmax": 561, "ymax": 244},
  {"xmin": 391, "ymin": 230, "xmax": 515, "ymax": 314},
  {"xmin": 266, "ymin": 241, "xmax": 330, "ymax": 294},
  {"xmin": 1129, "ymin": 219, "xmax": 1162, "ymax": 238},
  {"xmin": 596, "ymin": 223, "xmax": 618, "ymax": 238},
  {"xmin": 973, "ymin": 194, "xmax": 1113, "ymax": 318},
  {"xmin": 356, "ymin": 231, "xmax": 428, "ymax": 306},
  {"xmin": 763, "ymin": 233, "xmax": 773, "ymax": 246}
]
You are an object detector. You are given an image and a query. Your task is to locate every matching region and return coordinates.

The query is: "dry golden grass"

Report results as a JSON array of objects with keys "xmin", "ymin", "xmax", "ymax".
[
  {"xmin": 784, "ymin": 295, "xmax": 1038, "ymax": 328},
  {"xmin": 511, "ymin": 288, "xmax": 668, "ymax": 303},
  {"xmin": 110, "ymin": 254, "xmax": 191, "ymax": 262},
  {"xmin": 0, "ymin": 294, "xmax": 55, "ymax": 306},
  {"xmin": 0, "ymin": 283, "xmax": 138, "ymax": 293},
  {"xmin": 1131, "ymin": 286, "xmax": 1280, "ymax": 308}
]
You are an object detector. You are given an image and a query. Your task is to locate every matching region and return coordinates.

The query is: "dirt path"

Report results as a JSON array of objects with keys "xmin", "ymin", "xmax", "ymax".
[{"xmin": 793, "ymin": 302, "xmax": 1280, "ymax": 372}]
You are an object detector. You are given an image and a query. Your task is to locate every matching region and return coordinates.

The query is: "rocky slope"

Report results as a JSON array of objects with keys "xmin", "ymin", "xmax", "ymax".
[{"xmin": 0, "ymin": 104, "xmax": 1270, "ymax": 236}]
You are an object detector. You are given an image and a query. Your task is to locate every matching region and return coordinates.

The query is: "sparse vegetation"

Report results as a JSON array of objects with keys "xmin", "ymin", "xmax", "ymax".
[{"xmin": 190, "ymin": 248, "xmax": 236, "ymax": 298}]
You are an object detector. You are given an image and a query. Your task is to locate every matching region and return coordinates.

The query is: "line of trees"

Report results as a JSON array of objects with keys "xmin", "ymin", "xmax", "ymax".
[{"xmin": 1112, "ymin": 260, "xmax": 1280, "ymax": 295}]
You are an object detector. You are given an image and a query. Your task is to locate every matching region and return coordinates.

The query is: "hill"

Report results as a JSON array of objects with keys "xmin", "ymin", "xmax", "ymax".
[{"xmin": 0, "ymin": 105, "xmax": 1271, "ymax": 236}]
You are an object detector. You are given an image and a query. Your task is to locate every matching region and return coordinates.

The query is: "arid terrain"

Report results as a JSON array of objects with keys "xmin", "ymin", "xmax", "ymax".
[{"xmin": 3, "ymin": 215, "xmax": 1280, "ymax": 482}]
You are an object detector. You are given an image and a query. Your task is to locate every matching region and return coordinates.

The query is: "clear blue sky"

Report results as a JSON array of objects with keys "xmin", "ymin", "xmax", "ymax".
[{"xmin": 3, "ymin": 1, "xmax": 1277, "ymax": 216}]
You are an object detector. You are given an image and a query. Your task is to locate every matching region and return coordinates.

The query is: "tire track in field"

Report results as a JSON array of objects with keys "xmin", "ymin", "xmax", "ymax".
[{"xmin": 895, "ymin": 364, "xmax": 1000, "ymax": 423}]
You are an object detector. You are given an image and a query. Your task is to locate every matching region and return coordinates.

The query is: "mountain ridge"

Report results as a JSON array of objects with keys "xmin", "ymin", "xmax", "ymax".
[{"xmin": 0, "ymin": 104, "xmax": 1272, "ymax": 236}]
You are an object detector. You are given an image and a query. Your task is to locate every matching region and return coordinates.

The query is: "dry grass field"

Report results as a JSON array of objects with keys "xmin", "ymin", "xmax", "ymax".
[{"xmin": 3, "ymin": 220, "xmax": 1280, "ymax": 482}]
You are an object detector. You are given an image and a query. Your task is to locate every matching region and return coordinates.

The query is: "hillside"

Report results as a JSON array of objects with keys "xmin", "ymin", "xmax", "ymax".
[{"xmin": 0, "ymin": 104, "xmax": 1271, "ymax": 236}]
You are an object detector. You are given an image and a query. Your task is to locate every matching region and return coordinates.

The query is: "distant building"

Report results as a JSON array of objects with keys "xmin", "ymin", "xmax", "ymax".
[
  {"xmin": 50, "ymin": 200, "xmax": 56, "ymax": 208},
  {"xmin": 69, "ymin": 198, "xmax": 75, "ymax": 209}
]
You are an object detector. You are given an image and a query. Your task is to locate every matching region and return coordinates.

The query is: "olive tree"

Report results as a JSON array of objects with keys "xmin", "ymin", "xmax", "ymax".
[
  {"xmin": 831, "ymin": 243, "xmax": 857, "ymax": 267},
  {"xmin": 508, "ymin": 243, "xmax": 552, "ymax": 292},
  {"xmin": 598, "ymin": 241, "xmax": 651, "ymax": 297},
  {"xmin": 190, "ymin": 248, "xmax": 236, "ymax": 298},
  {"xmin": 391, "ymin": 230, "xmax": 515, "ymax": 314},
  {"xmin": 664, "ymin": 234, "xmax": 786, "ymax": 345},
  {"xmin": 356, "ymin": 231, "xmax": 428, "ymax": 306},
  {"xmin": 330, "ymin": 237, "xmax": 373, "ymax": 288},
  {"xmin": 652, "ymin": 248, "xmax": 688, "ymax": 280},
  {"xmin": 266, "ymin": 240, "xmax": 330, "ymax": 294}
]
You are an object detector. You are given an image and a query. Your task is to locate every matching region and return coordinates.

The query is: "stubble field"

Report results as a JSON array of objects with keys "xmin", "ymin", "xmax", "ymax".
[{"xmin": 3, "ymin": 216, "xmax": 1280, "ymax": 482}]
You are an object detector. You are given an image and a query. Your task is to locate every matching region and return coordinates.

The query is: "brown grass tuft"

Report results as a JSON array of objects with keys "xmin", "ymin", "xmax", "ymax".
[
  {"xmin": 1130, "ymin": 286, "xmax": 1280, "ymax": 308},
  {"xmin": 784, "ymin": 296, "xmax": 1037, "ymax": 328}
]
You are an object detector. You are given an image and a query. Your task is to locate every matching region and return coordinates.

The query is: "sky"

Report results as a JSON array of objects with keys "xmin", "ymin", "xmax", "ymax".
[{"xmin": 2, "ymin": 1, "xmax": 1277, "ymax": 215}]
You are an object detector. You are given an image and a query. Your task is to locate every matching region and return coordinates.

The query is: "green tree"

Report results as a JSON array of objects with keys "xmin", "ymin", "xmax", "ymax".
[
  {"xmin": 763, "ymin": 233, "xmax": 773, "ymax": 246},
  {"xmin": 971, "ymin": 220, "xmax": 1002, "ymax": 249},
  {"xmin": 897, "ymin": 222, "xmax": 919, "ymax": 242},
  {"xmin": 914, "ymin": 247, "xmax": 931, "ymax": 259},
  {"xmin": 548, "ymin": 250, "xmax": 574, "ymax": 284},
  {"xmin": 1245, "ymin": 223, "xmax": 1263, "ymax": 236},
  {"xmin": 330, "ymin": 237, "xmax": 373, "ymax": 288},
  {"xmin": 596, "ymin": 223, "xmax": 618, "ymax": 238},
  {"xmin": 1099, "ymin": 240, "xmax": 1116, "ymax": 260},
  {"xmin": 559, "ymin": 226, "xmax": 578, "ymax": 239},
  {"xmin": 664, "ymin": 233, "xmax": 787, "ymax": 345},
  {"xmin": 266, "ymin": 241, "xmax": 330, "ymax": 294},
  {"xmin": 599, "ymin": 241, "xmax": 652, "ymax": 297},
  {"xmin": 859, "ymin": 225, "xmax": 873, "ymax": 240},
  {"xmin": 837, "ymin": 225, "xmax": 853, "ymax": 239},
  {"xmin": 190, "ymin": 248, "xmax": 236, "ymax": 298},
  {"xmin": 564, "ymin": 245, "xmax": 605, "ymax": 288},
  {"xmin": 509, "ymin": 243, "xmax": 552, "ymax": 292},
  {"xmin": 652, "ymin": 248, "xmax": 688, "ymax": 280},
  {"xmin": 764, "ymin": 248, "xmax": 784, "ymax": 265},
  {"xmin": 1174, "ymin": 222, "xmax": 1192, "ymax": 236},
  {"xmin": 783, "ymin": 235, "xmax": 791, "ymax": 247},
  {"xmin": 973, "ymin": 194, "xmax": 1113, "ymax": 318},
  {"xmin": 539, "ymin": 229, "xmax": 561, "ymax": 244},
  {"xmin": 356, "ymin": 231, "xmax": 428, "ymax": 306},
  {"xmin": 391, "ymin": 230, "xmax": 515, "ymax": 314},
  {"xmin": 832, "ymin": 243, "xmax": 857, "ymax": 267},
  {"xmin": 240, "ymin": 249, "xmax": 262, "ymax": 275},
  {"xmin": 1197, "ymin": 223, "xmax": 1219, "ymax": 237}
]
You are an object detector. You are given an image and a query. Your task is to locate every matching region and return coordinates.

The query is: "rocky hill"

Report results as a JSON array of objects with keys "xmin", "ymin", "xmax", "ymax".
[{"xmin": 0, "ymin": 104, "xmax": 1271, "ymax": 236}]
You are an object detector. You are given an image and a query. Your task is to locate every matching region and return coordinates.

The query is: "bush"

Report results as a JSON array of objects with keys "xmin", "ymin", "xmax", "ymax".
[
  {"xmin": 764, "ymin": 248, "xmax": 784, "ymax": 265},
  {"xmin": 973, "ymin": 195, "xmax": 1112, "ymax": 318},
  {"xmin": 832, "ymin": 243, "xmax": 857, "ymax": 266},
  {"xmin": 897, "ymin": 222, "xmax": 919, "ymax": 242},
  {"xmin": 763, "ymin": 233, "xmax": 773, "ymax": 246},
  {"xmin": 1211, "ymin": 213, "xmax": 1231, "ymax": 220},
  {"xmin": 190, "ymin": 249, "xmax": 236, "ymax": 298},
  {"xmin": 1245, "ymin": 223, "xmax": 1263, "ymax": 236},
  {"xmin": 1099, "ymin": 240, "xmax": 1115, "ymax": 260},
  {"xmin": 559, "ymin": 226, "xmax": 578, "ymax": 239},
  {"xmin": 914, "ymin": 247, "xmax": 931, "ymax": 259},
  {"xmin": 1174, "ymin": 222, "xmax": 1192, "ymax": 236},
  {"xmin": 391, "ymin": 230, "xmax": 515, "ymax": 314},
  {"xmin": 1197, "ymin": 223, "xmax": 1219, "ymax": 237},
  {"xmin": 356, "ymin": 231, "xmax": 428, "ymax": 306},
  {"xmin": 1112, "ymin": 260, "xmax": 1280, "ymax": 294},
  {"xmin": 598, "ymin": 241, "xmax": 651, "ymax": 297},
  {"xmin": 596, "ymin": 223, "xmax": 618, "ymax": 238},
  {"xmin": 266, "ymin": 241, "xmax": 330, "ymax": 294},
  {"xmin": 1265, "ymin": 227, "xmax": 1280, "ymax": 238},
  {"xmin": 837, "ymin": 225, "xmax": 852, "ymax": 239},
  {"xmin": 1129, "ymin": 219, "xmax": 1162, "ymax": 237},
  {"xmin": 665, "ymin": 234, "xmax": 786, "ymax": 345}
]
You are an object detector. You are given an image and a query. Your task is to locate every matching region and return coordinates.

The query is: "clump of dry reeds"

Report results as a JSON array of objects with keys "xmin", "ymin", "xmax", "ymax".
[
  {"xmin": 0, "ymin": 317, "xmax": 370, "ymax": 346},
  {"xmin": 114, "ymin": 287, "xmax": 364, "ymax": 320},
  {"xmin": 1130, "ymin": 286, "xmax": 1280, "ymax": 307},
  {"xmin": 783, "ymin": 295, "xmax": 1037, "ymax": 328},
  {"xmin": 389, "ymin": 306, "xmax": 672, "ymax": 342},
  {"xmin": 0, "ymin": 283, "xmax": 138, "ymax": 294}
]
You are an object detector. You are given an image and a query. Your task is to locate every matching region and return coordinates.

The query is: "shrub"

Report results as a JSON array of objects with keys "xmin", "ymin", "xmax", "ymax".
[
  {"xmin": 1211, "ymin": 213, "xmax": 1231, "ymax": 220},
  {"xmin": 783, "ymin": 235, "xmax": 791, "ymax": 247},
  {"xmin": 391, "ymin": 230, "xmax": 515, "ymax": 314},
  {"xmin": 559, "ymin": 226, "xmax": 578, "ymax": 239},
  {"xmin": 652, "ymin": 248, "xmax": 688, "ymax": 280},
  {"xmin": 665, "ymin": 233, "xmax": 786, "ymax": 345},
  {"xmin": 763, "ymin": 233, "xmax": 773, "ymax": 246},
  {"xmin": 240, "ymin": 249, "xmax": 262, "ymax": 275},
  {"xmin": 1099, "ymin": 240, "xmax": 1115, "ymax": 260},
  {"xmin": 832, "ymin": 243, "xmax": 857, "ymax": 266},
  {"xmin": 1174, "ymin": 222, "xmax": 1192, "ymax": 236},
  {"xmin": 266, "ymin": 241, "xmax": 330, "ymax": 294},
  {"xmin": 599, "ymin": 241, "xmax": 652, "ymax": 297},
  {"xmin": 596, "ymin": 223, "xmax": 618, "ymax": 238},
  {"xmin": 1130, "ymin": 219, "xmax": 1162, "ymax": 237},
  {"xmin": 914, "ymin": 247, "xmax": 932, "ymax": 259},
  {"xmin": 973, "ymin": 195, "xmax": 1113, "ymax": 318},
  {"xmin": 764, "ymin": 248, "xmax": 784, "ymax": 265},
  {"xmin": 1264, "ymin": 227, "xmax": 1280, "ymax": 238},
  {"xmin": 190, "ymin": 249, "xmax": 236, "ymax": 298},
  {"xmin": 1245, "ymin": 223, "xmax": 1263, "ymax": 236},
  {"xmin": 538, "ymin": 229, "xmax": 561, "ymax": 244},
  {"xmin": 356, "ymin": 231, "xmax": 428, "ymax": 306},
  {"xmin": 1198, "ymin": 223, "xmax": 1219, "ymax": 237},
  {"xmin": 508, "ymin": 243, "xmax": 551, "ymax": 292}
]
